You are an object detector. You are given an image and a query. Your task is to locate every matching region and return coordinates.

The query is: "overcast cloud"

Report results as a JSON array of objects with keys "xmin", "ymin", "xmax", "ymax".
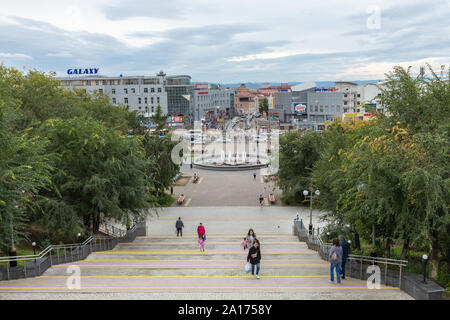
[{"xmin": 0, "ymin": 0, "xmax": 448, "ymax": 82}]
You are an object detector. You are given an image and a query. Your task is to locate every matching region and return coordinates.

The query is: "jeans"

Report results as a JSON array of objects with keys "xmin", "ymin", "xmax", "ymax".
[
  {"xmin": 177, "ymin": 228, "xmax": 182, "ymax": 237},
  {"xmin": 251, "ymin": 263, "xmax": 260, "ymax": 275},
  {"xmin": 341, "ymin": 258, "xmax": 347, "ymax": 278},
  {"xmin": 330, "ymin": 262, "xmax": 341, "ymax": 283}
]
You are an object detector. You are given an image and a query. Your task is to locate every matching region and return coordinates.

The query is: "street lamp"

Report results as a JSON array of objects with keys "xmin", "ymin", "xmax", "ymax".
[
  {"xmin": 32, "ymin": 241, "xmax": 37, "ymax": 263},
  {"xmin": 303, "ymin": 189, "xmax": 320, "ymax": 234},
  {"xmin": 422, "ymin": 254, "xmax": 429, "ymax": 284}
]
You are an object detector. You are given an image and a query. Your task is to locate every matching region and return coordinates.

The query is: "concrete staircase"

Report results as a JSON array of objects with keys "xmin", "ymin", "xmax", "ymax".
[{"xmin": 0, "ymin": 233, "xmax": 412, "ymax": 299}]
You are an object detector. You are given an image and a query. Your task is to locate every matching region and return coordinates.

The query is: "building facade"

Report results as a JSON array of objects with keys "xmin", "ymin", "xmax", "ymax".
[
  {"xmin": 192, "ymin": 84, "xmax": 235, "ymax": 121},
  {"xmin": 57, "ymin": 71, "xmax": 193, "ymax": 119}
]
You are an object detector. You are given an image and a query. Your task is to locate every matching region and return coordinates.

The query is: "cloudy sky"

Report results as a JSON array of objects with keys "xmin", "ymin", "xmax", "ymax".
[{"xmin": 0, "ymin": 0, "xmax": 449, "ymax": 82}]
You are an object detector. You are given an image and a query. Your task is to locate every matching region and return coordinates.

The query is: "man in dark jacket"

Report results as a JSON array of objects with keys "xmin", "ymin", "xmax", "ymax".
[
  {"xmin": 339, "ymin": 235, "xmax": 350, "ymax": 279},
  {"xmin": 247, "ymin": 239, "xmax": 262, "ymax": 279},
  {"xmin": 176, "ymin": 217, "xmax": 184, "ymax": 237}
]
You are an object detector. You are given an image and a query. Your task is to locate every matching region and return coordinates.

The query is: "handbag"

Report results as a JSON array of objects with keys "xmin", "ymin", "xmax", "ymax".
[
  {"xmin": 203, "ymin": 234, "xmax": 206, "ymax": 241},
  {"xmin": 330, "ymin": 251, "xmax": 338, "ymax": 262},
  {"xmin": 245, "ymin": 262, "xmax": 252, "ymax": 273}
]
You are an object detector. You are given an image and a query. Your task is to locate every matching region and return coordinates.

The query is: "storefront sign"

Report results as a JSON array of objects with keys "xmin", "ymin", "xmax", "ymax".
[{"xmin": 67, "ymin": 68, "xmax": 99, "ymax": 75}]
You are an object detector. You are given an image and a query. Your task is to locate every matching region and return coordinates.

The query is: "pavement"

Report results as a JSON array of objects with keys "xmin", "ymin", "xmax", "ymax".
[{"xmin": 173, "ymin": 167, "xmax": 283, "ymax": 207}]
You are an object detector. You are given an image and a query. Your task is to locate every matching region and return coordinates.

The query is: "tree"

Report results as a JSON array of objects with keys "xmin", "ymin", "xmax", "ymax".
[
  {"xmin": 259, "ymin": 97, "xmax": 268, "ymax": 114},
  {"xmin": 151, "ymin": 104, "xmax": 168, "ymax": 134},
  {"xmin": 0, "ymin": 66, "xmax": 53, "ymax": 252},
  {"xmin": 34, "ymin": 117, "xmax": 153, "ymax": 238},
  {"xmin": 277, "ymin": 130, "xmax": 324, "ymax": 203}
]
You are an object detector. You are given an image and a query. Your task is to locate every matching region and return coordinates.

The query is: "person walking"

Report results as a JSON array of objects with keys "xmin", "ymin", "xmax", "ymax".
[
  {"xmin": 198, "ymin": 234, "xmax": 205, "ymax": 252},
  {"xmin": 197, "ymin": 222, "xmax": 206, "ymax": 241},
  {"xmin": 175, "ymin": 217, "xmax": 184, "ymax": 237},
  {"xmin": 247, "ymin": 239, "xmax": 261, "ymax": 279},
  {"xmin": 259, "ymin": 194, "xmax": 264, "ymax": 207},
  {"xmin": 253, "ymin": 172, "xmax": 257, "ymax": 180},
  {"xmin": 329, "ymin": 237, "xmax": 343, "ymax": 284},
  {"xmin": 246, "ymin": 229, "xmax": 256, "ymax": 248},
  {"xmin": 339, "ymin": 235, "xmax": 350, "ymax": 279}
]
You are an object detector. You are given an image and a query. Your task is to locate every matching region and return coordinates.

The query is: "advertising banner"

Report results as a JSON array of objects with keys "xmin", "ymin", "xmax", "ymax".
[
  {"xmin": 293, "ymin": 103, "xmax": 307, "ymax": 114},
  {"xmin": 194, "ymin": 84, "xmax": 210, "ymax": 90}
]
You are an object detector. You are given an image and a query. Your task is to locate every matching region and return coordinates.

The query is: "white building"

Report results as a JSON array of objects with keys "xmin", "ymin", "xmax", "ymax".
[
  {"xmin": 57, "ymin": 71, "xmax": 192, "ymax": 119},
  {"xmin": 192, "ymin": 84, "xmax": 235, "ymax": 121}
]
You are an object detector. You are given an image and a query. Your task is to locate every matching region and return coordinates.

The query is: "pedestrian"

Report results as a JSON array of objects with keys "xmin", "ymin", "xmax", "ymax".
[
  {"xmin": 198, "ymin": 234, "xmax": 205, "ymax": 252},
  {"xmin": 247, "ymin": 239, "xmax": 261, "ymax": 279},
  {"xmin": 339, "ymin": 235, "xmax": 350, "ymax": 279},
  {"xmin": 175, "ymin": 217, "xmax": 184, "ymax": 237},
  {"xmin": 259, "ymin": 194, "xmax": 264, "ymax": 207},
  {"xmin": 197, "ymin": 222, "xmax": 206, "ymax": 241},
  {"xmin": 253, "ymin": 172, "xmax": 256, "ymax": 179},
  {"xmin": 329, "ymin": 237, "xmax": 343, "ymax": 284},
  {"xmin": 246, "ymin": 229, "xmax": 256, "ymax": 248},
  {"xmin": 241, "ymin": 237, "xmax": 248, "ymax": 250}
]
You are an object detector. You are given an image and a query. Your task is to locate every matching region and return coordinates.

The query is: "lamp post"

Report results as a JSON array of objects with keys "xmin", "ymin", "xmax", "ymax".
[
  {"xmin": 303, "ymin": 189, "xmax": 320, "ymax": 234},
  {"xmin": 183, "ymin": 95, "xmax": 194, "ymax": 169},
  {"xmin": 32, "ymin": 242, "xmax": 36, "ymax": 263},
  {"xmin": 422, "ymin": 254, "xmax": 429, "ymax": 284}
]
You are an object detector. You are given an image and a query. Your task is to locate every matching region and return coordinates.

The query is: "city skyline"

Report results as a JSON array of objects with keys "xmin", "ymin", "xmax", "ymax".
[{"xmin": 0, "ymin": 0, "xmax": 449, "ymax": 82}]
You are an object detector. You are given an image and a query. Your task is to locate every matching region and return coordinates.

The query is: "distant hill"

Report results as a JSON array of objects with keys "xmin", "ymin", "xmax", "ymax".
[{"xmin": 205, "ymin": 80, "xmax": 383, "ymax": 89}]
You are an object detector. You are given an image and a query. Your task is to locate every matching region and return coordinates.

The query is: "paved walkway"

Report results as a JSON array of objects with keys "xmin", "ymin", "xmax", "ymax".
[
  {"xmin": 0, "ymin": 208, "xmax": 412, "ymax": 300},
  {"xmin": 174, "ymin": 166, "xmax": 282, "ymax": 207}
]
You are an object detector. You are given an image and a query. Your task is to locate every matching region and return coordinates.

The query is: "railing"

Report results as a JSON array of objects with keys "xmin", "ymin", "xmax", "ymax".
[
  {"xmin": 99, "ymin": 223, "xmax": 126, "ymax": 238},
  {"xmin": 0, "ymin": 221, "xmax": 146, "ymax": 281},
  {"xmin": 293, "ymin": 219, "xmax": 408, "ymax": 288}
]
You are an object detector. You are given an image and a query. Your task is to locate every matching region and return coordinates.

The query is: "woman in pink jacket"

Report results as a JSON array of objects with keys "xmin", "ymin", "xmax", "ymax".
[{"xmin": 197, "ymin": 222, "xmax": 206, "ymax": 241}]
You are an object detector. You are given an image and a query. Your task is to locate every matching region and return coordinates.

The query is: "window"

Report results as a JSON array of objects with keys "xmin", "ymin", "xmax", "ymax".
[
  {"xmin": 151, "ymin": 106, "xmax": 154, "ymax": 112},
  {"xmin": 138, "ymin": 97, "xmax": 142, "ymax": 104},
  {"xmin": 357, "ymin": 94, "xmax": 361, "ymax": 98},
  {"xmin": 344, "ymin": 101, "xmax": 348, "ymax": 105},
  {"xmin": 151, "ymin": 88, "xmax": 155, "ymax": 93},
  {"xmin": 112, "ymin": 98, "xmax": 116, "ymax": 104},
  {"xmin": 124, "ymin": 88, "xmax": 128, "ymax": 94},
  {"xmin": 158, "ymin": 88, "xmax": 162, "ymax": 93},
  {"xmin": 124, "ymin": 97, "xmax": 128, "ymax": 104},
  {"xmin": 99, "ymin": 89, "xmax": 103, "ymax": 93},
  {"xmin": 102, "ymin": 80, "xmax": 106, "ymax": 85},
  {"xmin": 96, "ymin": 81, "xmax": 99, "ymax": 86},
  {"xmin": 315, "ymin": 105, "xmax": 318, "ymax": 112},
  {"xmin": 344, "ymin": 94, "xmax": 347, "ymax": 98},
  {"xmin": 131, "ymin": 88, "xmax": 135, "ymax": 94},
  {"xmin": 151, "ymin": 97, "xmax": 154, "ymax": 104},
  {"xmin": 112, "ymin": 89, "xmax": 116, "ymax": 94},
  {"xmin": 144, "ymin": 97, "xmax": 148, "ymax": 104},
  {"xmin": 157, "ymin": 97, "xmax": 160, "ymax": 103},
  {"xmin": 144, "ymin": 88, "xmax": 148, "ymax": 93},
  {"xmin": 320, "ymin": 106, "xmax": 323, "ymax": 112},
  {"xmin": 139, "ymin": 106, "xmax": 142, "ymax": 110}
]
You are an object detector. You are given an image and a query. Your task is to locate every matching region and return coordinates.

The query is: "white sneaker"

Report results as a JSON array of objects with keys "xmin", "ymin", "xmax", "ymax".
[
  {"xmin": 256, "ymin": 275, "xmax": 260, "ymax": 279},
  {"xmin": 328, "ymin": 280, "xmax": 334, "ymax": 284},
  {"xmin": 252, "ymin": 275, "xmax": 256, "ymax": 279}
]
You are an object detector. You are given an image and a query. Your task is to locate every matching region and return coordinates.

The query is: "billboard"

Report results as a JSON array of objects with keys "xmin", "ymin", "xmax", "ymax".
[
  {"xmin": 194, "ymin": 84, "xmax": 209, "ymax": 90},
  {"xmin": 293, "ymin": 103, "xmax": 307, "ymax": 114},
  {"xmin": 171, "ymin": 116, "xmax": 184, "ymax": 122}
]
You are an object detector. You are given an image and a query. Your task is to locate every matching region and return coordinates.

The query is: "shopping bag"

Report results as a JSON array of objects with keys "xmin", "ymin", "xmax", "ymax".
[{"xmin": 245, "ymin": 262, "xmax": 252, "ymax": 273}]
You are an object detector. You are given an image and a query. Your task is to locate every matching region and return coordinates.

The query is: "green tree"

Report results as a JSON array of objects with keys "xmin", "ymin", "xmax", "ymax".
[
  {"xmin": 277, "ymin": 130, "xmax": 324, "ymax": 204},
  {"xmin": 259, "ymin": 97, "xmax": 268, "ymax": 114},
  {"xmin": 34, "ymin": 117, "xmax": 153, "ymax": 239}
]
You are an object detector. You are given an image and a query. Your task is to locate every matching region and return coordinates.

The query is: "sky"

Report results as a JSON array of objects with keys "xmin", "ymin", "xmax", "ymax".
[{"xmin": 0, "ymin": 0, "xmax": 449, "ymax": 83}]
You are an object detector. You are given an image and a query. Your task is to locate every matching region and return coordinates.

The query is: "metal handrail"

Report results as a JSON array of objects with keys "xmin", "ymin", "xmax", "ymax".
[{"xmin": 294, "ymin": 220, "xmax": 408, "ymax": 288}]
